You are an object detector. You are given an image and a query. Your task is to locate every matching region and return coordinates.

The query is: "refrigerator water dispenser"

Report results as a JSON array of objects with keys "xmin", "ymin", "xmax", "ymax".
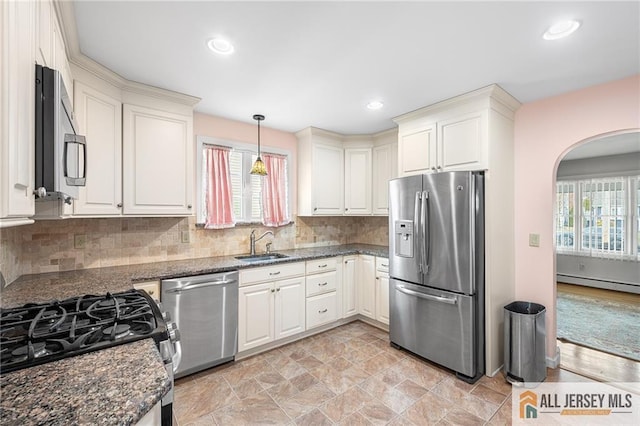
[{"xmin": 394, "ymin": 220, "xmax": 413, "ymax": 257}]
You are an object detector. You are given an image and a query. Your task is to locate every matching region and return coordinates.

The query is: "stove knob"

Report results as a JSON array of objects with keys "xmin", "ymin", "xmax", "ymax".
[
  {"xmin": 162, "ymin": 310, "xmax": 172, "ymax": 322},
  {"xmin": 166, "ymin": 322, "xmax": 181, "ymax": 342}
]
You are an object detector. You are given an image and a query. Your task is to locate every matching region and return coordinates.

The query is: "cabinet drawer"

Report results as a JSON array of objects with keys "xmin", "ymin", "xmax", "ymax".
[
  {"xmin": 306, "ymin": 257, "xmax": 337, "ymax": 274},
  {"xmin": 306, "ymin": 291, "xmax": 338, "ymax": 329},
  {"xmin": 306, "ymin": 270, "xmax": 337, "ymax": 297},
  {"xmin": 375, "ymin": 257, "xmax": 389, "ymax": 273},
  {"xmin": 240, "ymin": 262, "xmax": 305, "ymax": 286}
]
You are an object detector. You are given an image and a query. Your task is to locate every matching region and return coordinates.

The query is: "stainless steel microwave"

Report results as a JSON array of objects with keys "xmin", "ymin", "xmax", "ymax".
[{"xmin": 34, "ymin": 64, "xmax": 86, "ymax": 203}]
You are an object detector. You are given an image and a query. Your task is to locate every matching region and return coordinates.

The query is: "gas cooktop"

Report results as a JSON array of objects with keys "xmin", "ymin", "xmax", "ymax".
[{"xmin": 0, "ymin": 289, "xmax": 167, "ymax": 374}]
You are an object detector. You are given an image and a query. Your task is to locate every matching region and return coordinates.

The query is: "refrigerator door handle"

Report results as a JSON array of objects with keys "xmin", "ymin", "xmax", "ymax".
[
  {"xmin": 421, "ymin": 191, "xmax": 429, "ymax": 274},
  {"xmin": 395, "ymin": 284, "xmax": 457, "ymax": 305},
  {"xmin": 414, "ymin": 191, "xmax": 422, "ymax": 273}
]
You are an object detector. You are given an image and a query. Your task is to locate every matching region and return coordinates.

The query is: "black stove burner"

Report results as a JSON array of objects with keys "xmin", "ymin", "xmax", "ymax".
[
  {"xmin": 98, "ymin": 298, "xmax": 126, "ymax": 308},
  {"xmin": 11, "ymin": 342, "xmax": 47, "ymax": 358},
  {"xmin": 103, "ymin": 324, "xmax": 131, "ymax": 340},
  {"xmin": 0, "ymin": 290, "xmax": 166, "ymax": 374}
]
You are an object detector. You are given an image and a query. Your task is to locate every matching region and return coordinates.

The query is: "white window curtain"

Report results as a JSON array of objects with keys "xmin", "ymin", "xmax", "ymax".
[
  {"xmin": 204, "ymin": 146, "xmax": 235, "ymax": 229},
  {"xmin": 262, "ymin": 153, "xmax": 290, "ymax": 227}
]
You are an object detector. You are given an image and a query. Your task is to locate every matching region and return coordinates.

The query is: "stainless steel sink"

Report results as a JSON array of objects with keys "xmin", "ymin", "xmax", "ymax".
[{"xmin": 235, "ymin": 253, "xmax": 289, "ymax": 263}]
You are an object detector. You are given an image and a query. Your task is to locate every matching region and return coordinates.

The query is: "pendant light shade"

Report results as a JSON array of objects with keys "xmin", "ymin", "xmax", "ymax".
[{"xmin": 250, "ymin": 114, "xmax": 267, "ymax": 176}]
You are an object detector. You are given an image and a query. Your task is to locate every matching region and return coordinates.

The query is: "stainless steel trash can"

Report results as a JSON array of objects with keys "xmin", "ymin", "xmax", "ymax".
[{"xmin": 503, "ymin": 301, "xmax": 546, "ymax": 384}]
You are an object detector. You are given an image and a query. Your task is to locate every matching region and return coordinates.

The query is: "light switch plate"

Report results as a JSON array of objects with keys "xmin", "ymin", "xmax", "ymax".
[
  {"xmin": 181, "ymin": 230, "xmax": 190, "ymax": 244},
  {"xmin": 529, "ymin": 233, "xmax": 540, "ymax": 247}
]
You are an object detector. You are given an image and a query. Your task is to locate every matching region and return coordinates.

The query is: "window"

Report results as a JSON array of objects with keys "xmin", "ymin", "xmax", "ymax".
[
  {"xmin": 229, "ymin": 150, "xmax": 263, "ymax": 222},
  {"xmin": 555, "ymin": 176, "xmax": 639, "ymax": 259},
  {"xmin": 196, "ymin": 136, "xmax": 291, "ymax": 227}
]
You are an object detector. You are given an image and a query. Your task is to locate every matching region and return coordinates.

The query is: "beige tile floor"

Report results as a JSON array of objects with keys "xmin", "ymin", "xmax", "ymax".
[{"xmin": 174, "ymin": 321, "xmax": 589, "ymax": 426}]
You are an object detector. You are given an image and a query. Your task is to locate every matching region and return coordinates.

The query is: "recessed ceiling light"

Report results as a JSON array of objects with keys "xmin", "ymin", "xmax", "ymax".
[
  {"xmin": 367, "ymin": 100, "xmax": 384, "ymax": 110},
  {"xmin": 207, "ymin": 37, "xmax": 234, "ymax": 55},
  {"xmin": 543, "ymin": 20, "xmax": 581, "ymax": 40}
]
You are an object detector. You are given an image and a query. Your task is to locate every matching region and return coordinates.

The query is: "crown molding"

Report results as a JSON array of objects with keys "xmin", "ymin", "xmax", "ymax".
[{"xmin": 53, "ymin": 0, "xmax": 200, "ymax": 107}]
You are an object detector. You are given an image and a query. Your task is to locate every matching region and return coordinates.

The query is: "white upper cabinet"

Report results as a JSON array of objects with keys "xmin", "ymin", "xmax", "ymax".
[
  {"xmin": 398, "ymin": 124, "xmax": 436, "ymax": 176},
  {"xmin": 372, "ymin": 138, "xmax": 397, "ymax": 215},
  {"xmin": 73, "ymin": 80, "xmax": 122, "ymax": 216},
  {"xmin": 36, "ymin": 0, "xmax": 52, "ymax": 67},
  {"xmin": 0, "ymin": 0, "xmax": 36, "ymax": 227},
  {"xmin": 394, "ymin": 86, "xmax": 519, "ymax": 175},
  {"xmin": 344, "ymin": 147, "xmax": 372, "ymax": 215},
  {"xmin": 297, "ymin": 128, "xmax": 344, "ymax": 215},
  {"xmin": 437, "ymin": 110, "xmax": 487, "ymax": 171},
  {"xmin": 297, "ymin": 127, "xmax": 397, "ymax": 217},
  {"xmin": 122, "ymin": 104, "xmax": 194, "ymax": 216}
]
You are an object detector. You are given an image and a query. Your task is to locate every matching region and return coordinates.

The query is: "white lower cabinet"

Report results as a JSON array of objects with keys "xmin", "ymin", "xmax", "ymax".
[
  {"xmin": 238, "ymin": 262, "xmax": 306, "ymax": 352},
  {"xmin": 375, "ymin": 258, "xmax": 390, "ymax": 325},
  {"xmin": 306, "ymin": 292, "xmax": 338, "ymax": 329},
  {"xmin": 342, "ymin": 256, "xmax": 358, "ymax": 318},
  {"xmin": 306, "ymin": 257, "xmax": 340, "ymax": 330},
  {"xmin": 358, "ymin": 255, "xmax": 376, "ymax": 320},
  {"xmin": 274, "ymin": 277, "xmax": 306, "ymax": 339}
]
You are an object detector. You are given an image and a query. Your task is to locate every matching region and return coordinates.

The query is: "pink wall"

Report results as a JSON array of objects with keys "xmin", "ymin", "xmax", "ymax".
[
  {"xmin": 514, "ymin": 75, "xmax": 640, "ymax": 358},
  {"xmin": 194, "ymin": 113, "xmax": 298, "ymax": 214}
]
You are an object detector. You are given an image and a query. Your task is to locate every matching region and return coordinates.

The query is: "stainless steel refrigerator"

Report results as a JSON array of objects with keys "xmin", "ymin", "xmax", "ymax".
[{"xmin": 389, "ymin": 171, "xmax": 484, "ymax": 383}]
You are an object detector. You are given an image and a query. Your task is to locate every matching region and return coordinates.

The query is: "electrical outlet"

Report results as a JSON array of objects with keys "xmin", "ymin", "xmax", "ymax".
[
  {"xmin": 181, "ymin": 230, "xmax": 190, "ymax": 244},
  {"xmin": 528, "ymin": 233, "xmax": 540, "ymax": 247},
  {"xmin": 74, "ymin": 234, "xmax": 86, "ymax": 249}
]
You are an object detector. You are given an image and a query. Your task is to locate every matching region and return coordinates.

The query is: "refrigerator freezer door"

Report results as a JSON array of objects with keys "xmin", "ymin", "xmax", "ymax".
[
  {"xmin": 389, "ymin": 175, "xmax": 423, "ymax": 285},
  {"xmin": 423, "ymin": 172, "xmax": 476, "ymax": 295},
  {"xmin": 389, "ymin": 278, "xmax": 476, "ymax": 378}
]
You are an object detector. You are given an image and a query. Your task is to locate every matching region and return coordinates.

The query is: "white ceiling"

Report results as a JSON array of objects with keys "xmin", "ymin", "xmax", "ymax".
[
  {"xmin": 562, "ymin": 132, "xmax": 640, "ymax": 161},
  {"xmin": 72, "ymin": 1, "xmax": 640, "ymax": 135}
]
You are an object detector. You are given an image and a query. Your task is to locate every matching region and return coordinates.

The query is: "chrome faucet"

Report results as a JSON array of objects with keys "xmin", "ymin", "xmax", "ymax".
[{"xmin": 249, "ymin": 229, "xmax": 274, "ymax": 255}]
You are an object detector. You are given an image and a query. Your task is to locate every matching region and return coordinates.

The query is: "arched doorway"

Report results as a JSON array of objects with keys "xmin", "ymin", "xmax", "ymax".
[{"xmin": 553, "ymin": 130, "xmax": 640, "ymax": 382}]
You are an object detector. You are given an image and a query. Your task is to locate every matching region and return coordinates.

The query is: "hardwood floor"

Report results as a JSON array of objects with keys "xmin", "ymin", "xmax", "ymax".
[
  {"xmin": 556, "ymin": 283, "xmax": 640, "ymax": 392},
  {"xmin": 557, "ymin": 282, "xmax": 640, "ymax": 305}
]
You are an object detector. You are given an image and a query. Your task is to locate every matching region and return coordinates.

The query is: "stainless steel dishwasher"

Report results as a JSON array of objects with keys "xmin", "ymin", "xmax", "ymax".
[{"xmin": 161, "ymin": 271, "xmax": 238, "ymax": 378}]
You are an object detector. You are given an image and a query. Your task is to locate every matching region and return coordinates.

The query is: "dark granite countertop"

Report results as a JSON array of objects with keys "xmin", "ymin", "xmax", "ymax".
[
  {"xmin": 1, "ymin": 243, "xmax": 388, "ymax": 309},
  {"xmin": 0, "ymin": 243, "xmax": 386, "ymax": 424},
  {"xmin": 0, "ymin": 339, "xmax": 171, "ymax": 425}
]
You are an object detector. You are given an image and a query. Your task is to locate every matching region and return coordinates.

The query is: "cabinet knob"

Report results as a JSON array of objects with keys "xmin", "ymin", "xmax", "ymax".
[
  {"xmin": 33, "ymin": 187, "xmax": 47, "ymax": 198},
  {"xmin": 437, "ymin": 166, "xmax": 442, "ymax": 170},
  {"xmin": 271, "ymin": 288, "xmax": 275, "ymax": 293},
  {"xmin": 117, "ymin": 203, "xmax": 123, "ymax": 208},
  {"xmin": 314, "ymin": 207, "xmax": 318, "ymax": 212},
  {"xmin": 345, "ymin": 208, "xmax": 349, "ymax": 211},
  {"xmin": 187, "ymin": 204, "xmax": 192, "ymax": 209},
  {"xmin": 431, "ymin": 167, "xmax": 436, "ymax": 171},
  {"xmin": 318, "ymin": 309, "xmax": 328, "ymax": 314},
  {"xmin": 276, "ymin": 288, "xmax": 280, "ymax": 292}
]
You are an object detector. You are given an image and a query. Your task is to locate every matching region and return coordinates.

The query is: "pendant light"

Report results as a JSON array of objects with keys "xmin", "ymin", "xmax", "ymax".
[{"xmin": 250, "ymin": 114, "xmax": 267, "ymax": 176}]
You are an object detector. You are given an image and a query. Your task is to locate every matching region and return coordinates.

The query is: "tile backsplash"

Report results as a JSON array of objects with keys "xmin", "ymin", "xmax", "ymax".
[{"xmin": 0, "ymin": 215, "xmax": 388, "ymax": 286}]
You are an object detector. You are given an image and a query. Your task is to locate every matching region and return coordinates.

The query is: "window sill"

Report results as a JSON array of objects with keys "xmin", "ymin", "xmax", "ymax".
[{"xmin": 195, "ymin": 221, "xmax": 295, "ymax": 229}]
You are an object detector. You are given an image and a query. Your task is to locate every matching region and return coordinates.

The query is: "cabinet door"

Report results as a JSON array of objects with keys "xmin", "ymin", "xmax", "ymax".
[
  {"xmin": 52, "ymin": 18, "xmax": 72, "ymax": 108},
  {"xmin": 437, "ymin": 111, "xmax": 486, "ymax": 171},
  {"xmin": 274, "ymin": 277, "xmax": 306, "ymax": 339},
  {"xmin": 0, "ymin": 0, "xmax": 36, "ymax": 225},
  {"xmin": 398, "ymin": 125, "xmax": 436, "ymax": 176},
  {"xmin": 376, "ymin": 272, "xmax": 390, "ymax": 325},
  {"xmin": 372, "ymin": 144, "xmax": 397, "ymax": 215},
  {"xmin": 342, "ymin": 256, "xmax": 358, "ymax": 318},
  {"xmin": 359, "ymin": 255, "xmax": 376, "ymax": 319},
  {"xmin": 238, "ymin": 282, "xmax": 274, "ymax": 352},
  {"xmin": 344, "ymin": 148, "xmax": 372, "ymax": 215},
  {"xmin": 73, "ymin": 82, "xmax": 123, "ymax": 216},
  {"xmin": 122, "ymin": 104, "xmax": 193, "ymax": 215},
  {"xmin": 36, "ymin": 0, "xmax": 52, "ymax": 67},
  {"xmin": 312, "ymin": 144, "xmax": 344, "ymax": 215}
]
